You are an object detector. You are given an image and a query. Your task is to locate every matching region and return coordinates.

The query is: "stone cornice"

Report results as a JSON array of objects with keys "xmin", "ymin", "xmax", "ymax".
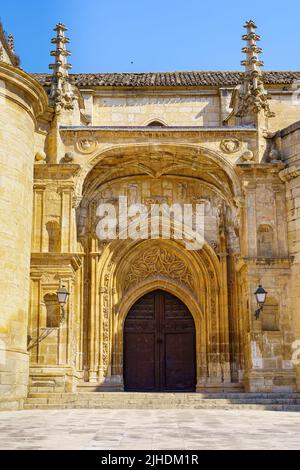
[
  {"xmin": 279, "ymin": 120, "xmax": 300, "ymax": 139},
  {"xmin": 31, "ymin": 253, "xmax": 83, "ymax": 272},
  {"xmin": 60, "ymin": 125, "xmax": 257, "ymax": 135},
  {"xmin": 34, "ymin": 164, "xmax": 81, "ymax": 180},
  {"xmin": 279, "ymin": 164, "xmax": 300, "ymax": 182},
  {"xmin": 243, "ymin": 257, "xmax": 292, "ymax": 267},
  {"xmin": 237, "ymin": 162, "xmax": 286, "ymax": 177},
  {"xmin": 0, "ymin": 62, "xmax": 48, "ymax": 119}
]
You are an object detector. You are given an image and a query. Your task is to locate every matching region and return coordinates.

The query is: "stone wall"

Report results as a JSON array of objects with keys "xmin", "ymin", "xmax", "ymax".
[
  {"xmin": 0, "ymin": 63, "xmax": 47, "ymax": 409},
  {"xmin": 268, "ymin": 92, "xmax": 300, "ymax": 133},
  {"xmin": 87, "ymin": 91, "xmax": 222, "ymax": 127},
  {"xmin": 280, "ymin": 123, "xmax": 300, "ymax": 390},
  {"xmin": 78, "ymin": 87, "xmax": 300, "ymax": 130}
]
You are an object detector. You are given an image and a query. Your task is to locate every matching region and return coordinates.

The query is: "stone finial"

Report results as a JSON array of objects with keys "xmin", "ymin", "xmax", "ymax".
[
  {"xmin": 7, "ymin": 33, "xmax": 15, "ymax": 53},
  {"xmin": 241, "ymin": 20, "xmax": 264, "ymax": 81},
  {"xmin": 235, "ymin": 20, "xmax": 275, "ymax": 119},
  {"xmin": 49, "ymin": 23, "xmax": 75, "ymax": 112}
]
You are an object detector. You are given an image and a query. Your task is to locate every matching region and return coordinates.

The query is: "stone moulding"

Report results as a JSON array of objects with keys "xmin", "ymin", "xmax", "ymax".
[
  {"xmin": 0, "ymin": 62, "xmax": 48, "ymax": 120},
  {"xmin": 242, "ymin": 257, "xmax": 292, "ymax": 267},
  {"xmin": 31, "ymin": 253, "xmax": 83, "ymax": 274},
  {"xmin": 60, "ymin": 125, "xmax": 256, "ymax": 133},
  {"xmin": 279, "ymin": 164, "xmax": 300, "ymax": 182},
  {"xmin": 34, "ymin": 163, "xmax": 81, "ymax": 180}
]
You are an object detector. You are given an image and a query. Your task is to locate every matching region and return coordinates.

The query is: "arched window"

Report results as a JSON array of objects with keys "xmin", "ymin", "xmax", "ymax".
[
  {"xmin": 147, "ymin": 121, "xmax": 166, "ymax": 127},
  {"xmin": 44, "ymin": 294, "xmax": 60, "ymax": 328},
  {"xmin": 262, "ymin": 297, "xmax": 279, "ymax": 331},
  {"xmin": 257, "ymin": 224, "xmax": 274, "ymax": 258},
  {"xmin": 46, "ymin": 221, "xmax": 61, "ymax": 253}
]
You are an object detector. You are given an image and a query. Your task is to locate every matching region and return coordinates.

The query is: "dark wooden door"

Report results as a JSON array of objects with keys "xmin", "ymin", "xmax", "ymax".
[{"xmin": 124, "ymin": 290, "xmax": 196, "ymax": 392}]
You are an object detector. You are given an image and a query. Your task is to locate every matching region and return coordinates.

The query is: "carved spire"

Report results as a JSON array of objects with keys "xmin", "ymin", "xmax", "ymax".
[
  {"xmin": 0, "ymin": 21, "xmax": 20, "ymax": 66},
  {"xmin": 7, "ymin": 33, "xmax": 15, "ymax": 54},
  {"xmin": 49, "ymin": 23, "xmax": 75, "ymax": 112},
  {"xmin": 241, "ymin": 21, "xmax": 263, "ymax": 76},
  {"xmin": 235, "ymin": 20, "xmax": 274, "ymax": 119}
]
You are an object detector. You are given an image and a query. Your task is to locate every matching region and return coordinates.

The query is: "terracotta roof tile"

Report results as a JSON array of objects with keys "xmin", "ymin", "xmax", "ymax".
[{"xmin": 31, "ymin": 71, "xmax": 300, "ymax": 88}]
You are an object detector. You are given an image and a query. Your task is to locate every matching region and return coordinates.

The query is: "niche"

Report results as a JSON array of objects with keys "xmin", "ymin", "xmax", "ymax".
[
  {"xmin": 46, "ymin": 221, "xmax": 61, "ymax": 253},
  {"xmin": 257, "ymin": 224, "xmax": 274, "ymax": 258}
]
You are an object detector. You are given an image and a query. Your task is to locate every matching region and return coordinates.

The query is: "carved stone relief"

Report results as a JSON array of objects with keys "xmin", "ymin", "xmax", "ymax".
[
  {"xmin": 80, "ymin": 177, "xmax": 233, "ymax": 253},
  {"xmin": 220, "ymin": 139, "xmax": 242, "ymax": 154},
  {"xmin": 76, "ymin": 136, "xmax": 98, "ymax": 154},
  {"xmin": 124, "ymin": 246, "xmax": 194, "ymax": 292}
]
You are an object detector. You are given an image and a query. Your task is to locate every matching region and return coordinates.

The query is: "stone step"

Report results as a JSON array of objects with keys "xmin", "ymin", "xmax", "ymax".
[
  {"xmin": 25, "ymin": 396, "xmax": 300, "ymax": 404},
  {"xmin": 27, "ymin": 392, "xmax": 300, "ymax": 399},
  {"xmin": 23, "ymin": 403, "xmax": 300, "ymax": 411},
  {"xmin": 24, "ymin": 392, "xmax": 300, "ymax": 410}
]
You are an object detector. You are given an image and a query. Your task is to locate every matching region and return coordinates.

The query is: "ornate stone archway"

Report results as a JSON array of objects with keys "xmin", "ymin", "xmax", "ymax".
[
  {"xmin": 77, "ymin": 143, "xmax": 244, "ymax": 391},
  {"xmin": 116, "ymin": 278, "xmax": 204, "ymax": 390},
  {"xmin": 82, "ymin": 236, "xmax": 232, "ymax": 391}
]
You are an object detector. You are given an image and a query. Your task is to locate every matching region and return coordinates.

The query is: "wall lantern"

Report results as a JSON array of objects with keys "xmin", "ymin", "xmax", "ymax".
[
  {"xmin": 254, "ymin": 285, "xmax": 267, "ymax": 320},
  {"xmin": 57, "ymin": 285, "xmax": 70, "ymax": 322}
]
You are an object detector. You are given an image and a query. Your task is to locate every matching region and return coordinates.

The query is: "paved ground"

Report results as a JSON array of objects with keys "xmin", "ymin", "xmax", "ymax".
[{"xmin": 0, "ymin": 409, "xmax": 300, "ymax": 450}]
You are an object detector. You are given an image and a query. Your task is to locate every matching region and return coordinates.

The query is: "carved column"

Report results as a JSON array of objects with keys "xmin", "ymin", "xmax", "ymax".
[
  {"xmin": 218, "ymin": 235, "xmax": 231, "ymax": 383},
  {"xmin": 88, "ymin": 249, "xmax": 100, "ymax": 383}
]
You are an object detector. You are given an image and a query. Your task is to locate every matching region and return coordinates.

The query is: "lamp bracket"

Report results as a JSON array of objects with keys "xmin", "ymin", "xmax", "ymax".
[
  {"xmin": 255, "ymin": 305, "xmax": 263, "ymax": 321},
  {"xmin": 27, "ymin": 307, "xmax": 66, "ymax": 351}
]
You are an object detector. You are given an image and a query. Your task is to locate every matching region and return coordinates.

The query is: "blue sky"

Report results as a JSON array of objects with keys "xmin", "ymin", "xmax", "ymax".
[{"xmin": 1, "ymin": 0, "xmax": 300, "ymax": 73}]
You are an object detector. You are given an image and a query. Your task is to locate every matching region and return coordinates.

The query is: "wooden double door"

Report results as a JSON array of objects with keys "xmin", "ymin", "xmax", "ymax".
[{"xmin": 124, "ymin": 290, "xmax": 196, "ymax": 392}]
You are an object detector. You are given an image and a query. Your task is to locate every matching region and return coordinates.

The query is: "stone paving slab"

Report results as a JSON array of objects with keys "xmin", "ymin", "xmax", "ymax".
[{"xmin": 0, "ymin": 409, "xmax": 299, "ymax": 450}]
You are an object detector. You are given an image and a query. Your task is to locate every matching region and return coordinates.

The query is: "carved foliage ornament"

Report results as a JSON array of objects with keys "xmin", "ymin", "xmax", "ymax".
[
  {"xmin": 220, "ymin": 139, "xmax": 242, "ymax": 154},
  {"xmin": 235, "ymin": 73, "xmax": 275, "ymax": 119},
  {"xmin": 50, "ymin": 80, "xmax": 77, "ymax": 112},
  {"xmin": 125, "ymin": 247, "xmax": 194, "ymax": 292}
]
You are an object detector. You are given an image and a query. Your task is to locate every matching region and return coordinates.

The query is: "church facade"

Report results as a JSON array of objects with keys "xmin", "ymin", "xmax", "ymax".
[{"xmin": 1, "ymin": 19, "xmax": 300, "ymax": 410}]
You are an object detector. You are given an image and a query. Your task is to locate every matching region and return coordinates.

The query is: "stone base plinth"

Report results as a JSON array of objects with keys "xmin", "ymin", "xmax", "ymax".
[
  {"xmin": 245, "ymin": 370, "xmax": 296, "ymax": 393},
  {"xmin": 0, "ymin": 350, "xmax": 28, "ymax": 411},
  {"xmin": 29, "ymin": 367, "xmax": 77, "ymax": 394}
]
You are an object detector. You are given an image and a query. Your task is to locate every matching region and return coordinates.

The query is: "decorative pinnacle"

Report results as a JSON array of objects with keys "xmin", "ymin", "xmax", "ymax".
[
  {"xmin": 49, "ymin": 23, "xmax": 72, "ymax": 79},
  {"xmin": 7, "ymin": 33, "xmax": 15, "ymax": 53},
  {"xmin": 235, "ymin": 20, "xmax": 275, "ymax": 119},
  {"xmin": 49, "ymin": 23, "xmax": 75, "ymax": 112},
  {"xmin": 241, "ymin": 19, "xmax": 264, "ymax": 75}
]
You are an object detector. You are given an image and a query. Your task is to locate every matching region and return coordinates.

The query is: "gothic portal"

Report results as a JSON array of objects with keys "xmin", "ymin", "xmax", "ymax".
[{"xmin": 1, "ymin": 19, "xmax": 300, "ymax": 410}]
